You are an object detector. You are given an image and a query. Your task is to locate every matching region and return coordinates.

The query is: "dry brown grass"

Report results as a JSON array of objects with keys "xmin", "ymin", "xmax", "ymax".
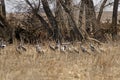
[{"xmin": 0, "ymin": 42, "xmax": 120, "ymax": 80}]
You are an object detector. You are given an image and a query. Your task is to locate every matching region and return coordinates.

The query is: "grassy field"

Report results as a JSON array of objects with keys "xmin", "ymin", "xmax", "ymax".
[{"xmin": 0, "ymin": 42, "xmax": 120, "ymax": 80}]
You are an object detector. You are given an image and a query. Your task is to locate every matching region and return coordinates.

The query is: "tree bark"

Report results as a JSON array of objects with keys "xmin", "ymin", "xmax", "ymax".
[
  {"xmin": 78, "ymin": 0, "xmax": 84, "ymax": 28},
  {"xmin": 0, "ymin": 0, "xmax": 6, "ymax": 18},
  {"xmin": 97, "ymin": 0, "xmax": 107, "ymax": 23},
  {"xmin": 65, "ymin": 0, "xmax": 74, "ymax": 29},
  {"xmin": 65, "ymin": 0, "xmax": 76, "ymax": 41},
  {"xmin": 55, "ymin": 0, "xmax": 67, "ymax": 41},
  {"xmin": 111, "ymin": 0, "xmax": 119, "ymax": 40},
  {"xmin": 41, "ymin": 0, "xmax": 61, "ymax": 42},
  {"xmin": 59, "ymin": 0, "xmax": 83, "ymax": 41},
  {"xmin": 0, "ymin": 14, "xmax": 12, "ymax": 43},
  {"xmin": 84, "ymin": 0, "xmax": 97, "ymax": 34}
]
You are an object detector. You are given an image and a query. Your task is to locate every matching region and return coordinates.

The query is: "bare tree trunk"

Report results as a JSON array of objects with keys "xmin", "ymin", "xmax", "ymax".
[
  {"xmin": 41, "ymin": 0, "xmax": 61, "ymax": 42},
  {"xmin": 78, "ymin": 0, "xmax": 84, "ymax": 28},
  {"xmin": 97, "ymin": 0, "xmax": 107, "ymax": 23},
  {"xmin": 55, "ymin": 0, "xmax": 67, "ymax": 41},
  {"xmin": 65, "ymin": 0, "xmax": 73, "ymax": 28},
  {"xmin": 0, "ymin": 15, "xmax": 12, "ymax": 43},
  {"xmin": 55, "ymin": 0, "xmax": 63, "ymax": 24},
  {"xmin": 84, "ymin": 0, "xmax": 98, "ymax": 36},
  {"xmin": 65, "ymin": 0, "xmax": 77, "ymax": 41},
  {"xmin": 111, "ymin": 0, "xmax": 119, "ymax": 40},
  {"xmin": 59, "ymin": 0, "xmax": 83, "ymax": 41},
  {"xmin": 0, "ymin": 0, "xmax": 6, "ymax": 18}
]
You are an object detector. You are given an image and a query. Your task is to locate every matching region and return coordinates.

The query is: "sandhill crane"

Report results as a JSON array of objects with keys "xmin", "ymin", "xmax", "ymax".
[
  {"xmin": 61, "ymin": 44, "xmax": 76, "ymax": 53},
  {"xmin": 80, "ymin": 45, "xmax": 86, "ymax": 52},
  {"xmin": 59, "ymin": 45, "xmax": 67, "ymax": 53},
  {"xmin": 35, "ymin": 44, "xmax": 44, "ymax": 54},
  {"xmin": 90, "ymin": 44, "xmax": 95, "ymax": 51},
  {"xmin": 61, "ymin": 45, "xmax": 66, "ymax": 51},
  {"xmin": 16, "ymin": 43, "xmax": 26, "ymax": 54},
  {"xmin": 65, "ymin": 45, "xmax": 74, "ymax": 53},
  {"xmin": 49, "ymin": 44, "xmax": 56, "ymax": 51},
  {"xmin": 73, "ymin": 48, "xmax": 79, "ymax": 53},
  {"xmin": 66, "ymin": 44, "xmax": 79, "ymax": 54},
  {"xmin": 89, "ymin": 43, "xmax": 100, "ymax": 53},
  {"xmin": 55, "ymin": 40, "xmax": 61, "ymax": 50},
  {"xmin": 0, "ymin": 39, "xmax": 6, "ymax": 49},
  {"xmin": 49, "ymin": 40, "xmax": 61, "ymax": 51},
  {"xmin": 80, "ymin": 45, "xmax": 90, "ymax": 54},
  {"xmin": 0, "ymin": 43, "xmax": 6, "ymax": 49}
]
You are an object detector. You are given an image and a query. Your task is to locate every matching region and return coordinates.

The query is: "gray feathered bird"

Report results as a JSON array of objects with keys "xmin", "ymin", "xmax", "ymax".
[
  {"xmin": 0, "ymin": 40, "xmax": 6, "ymax": 49},
  {"xmin": 74, "ymin": 48, "xmax": 79, "ymax": 53},
  {"xmin": 80, "ymin": 45, "xmax": 90, "ymax": 54},
  {"xmin": 80, "ymin": 45, "xmax": 87, "ymax": 52},
  {"xmin": 60, "ymin": 45, "xmax": 67, "ymax": 53},
  {"xmin": 61, "ymin": 45, "xmax": 66, "ymax": 51},
  {"xmin": 49, "ymin": 44, "xmax": 56, "ymax": 51},
  {"xmin": 0, "ymin": 44, "xmax": 6, "ymax": 49},
  {"xmin": 35, "ymin": 44, "xmax": 44, "ymax": 54},
  {"xmin": 89, "ymin": 43, "xmax": 100, "ymax": 54},
  {"xmin": 90, "ymin": 44, "xmax": 95, "ymax": 51},
  {"xmin": 16, "ymin": 43, "xmax": 26, "ymax": 54}
]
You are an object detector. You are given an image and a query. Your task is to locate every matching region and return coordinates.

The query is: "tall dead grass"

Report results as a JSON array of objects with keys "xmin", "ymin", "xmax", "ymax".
[{"xmin": 0, "ymin": 42, "xmax": 120, "ymax": 80}]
